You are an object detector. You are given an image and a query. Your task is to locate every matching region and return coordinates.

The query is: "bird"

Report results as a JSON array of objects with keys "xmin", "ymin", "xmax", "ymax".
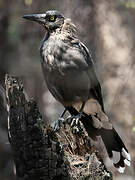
[{"xmin": 23, "ymin": 10, "xmax": 131, "ymax": 173}]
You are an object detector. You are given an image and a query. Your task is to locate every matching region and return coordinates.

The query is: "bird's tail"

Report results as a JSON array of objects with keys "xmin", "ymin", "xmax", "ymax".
[
  {"xmin": 82, "ymin": 116, "xmax": 131, "ymax": 173},
  {"xmin": 99, "ymin": 127, "xmax": 131, "ymax": 173},
  {"xmin": 67, "ymin": 107, "xmax": 131, "ymax": 173}
]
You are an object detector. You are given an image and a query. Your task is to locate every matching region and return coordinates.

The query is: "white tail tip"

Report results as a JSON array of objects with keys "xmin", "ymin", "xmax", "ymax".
[
  {"xmin": 118, "ymin": 166, "xmax": 125, "ymax": 173},
  {"xmin": 124, "ymin": 159, "xmax": 131, "ymax": 167},
  {"xmin": 122, "ymin": 148, "xmax": 131, "ymax": 161}
]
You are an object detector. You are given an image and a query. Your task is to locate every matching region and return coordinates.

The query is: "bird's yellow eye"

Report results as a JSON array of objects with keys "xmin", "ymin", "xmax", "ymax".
[{"xmin": 50, "ymin": 16, "xmax": 55, "ymax": 21}]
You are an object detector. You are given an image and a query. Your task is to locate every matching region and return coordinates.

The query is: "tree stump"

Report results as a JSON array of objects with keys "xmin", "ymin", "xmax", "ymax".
[{"xmin": 5, "ymin": 75, "xmax": 112, "ymax": 180}]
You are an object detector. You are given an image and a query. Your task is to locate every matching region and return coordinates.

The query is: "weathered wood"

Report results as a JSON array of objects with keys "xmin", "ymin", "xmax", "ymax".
[{"xmin": 5, "ymin": 75, "xmax": 112, "ymax": 180}]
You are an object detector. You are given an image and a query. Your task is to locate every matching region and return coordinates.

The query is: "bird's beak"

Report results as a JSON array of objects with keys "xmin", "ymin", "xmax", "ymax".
[{"xmin": 23, "ymin": 13, "xmax": 46, "ymax": 24}]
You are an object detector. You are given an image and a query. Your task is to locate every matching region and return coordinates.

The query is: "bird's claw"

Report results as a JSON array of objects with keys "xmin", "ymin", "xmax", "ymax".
[
  {"xmin": 54, "ymin": 117, "xmax": 65, "ymax": 131},
  {"xmin": 53, "ymin": 114, "xmax": 83, "ymax": 133},
  {"xmin": 70, "ymin": 114, "xmax": 81, "ymax": 127},
  {"xmin": 71, "ymin": 117, "xmax": 79, "ymax": 127},
  {"xmin": 72, "ymin": 126, "xmax": 80, "ymax": 134},
  {"xmin": 70, "ymin": 114, "xmax": 83, "ymax": 134}
]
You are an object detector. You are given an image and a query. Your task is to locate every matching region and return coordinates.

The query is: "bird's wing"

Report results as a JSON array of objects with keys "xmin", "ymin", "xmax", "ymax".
[
  {"xmin": 78, "ymin": 42, "xmax": 105, "ymax": 112},
  {"xmin": 69, "ymin": 41, "xmax": 111, "ymax": 129}
]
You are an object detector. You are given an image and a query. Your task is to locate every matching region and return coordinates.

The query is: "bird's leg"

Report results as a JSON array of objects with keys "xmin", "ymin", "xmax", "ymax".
[
  {"xmin": 70, "ymin": 102, "xmax": 85, "ymax": 127},
  {"xmin": 54, "ymin": 108, "xmax": 67, "ymax": 131}
]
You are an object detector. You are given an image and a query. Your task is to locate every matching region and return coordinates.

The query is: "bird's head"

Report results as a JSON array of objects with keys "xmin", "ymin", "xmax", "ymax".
[{"xmin": 23, "ymin": 10, "xmax": 65, "ymax": 32}]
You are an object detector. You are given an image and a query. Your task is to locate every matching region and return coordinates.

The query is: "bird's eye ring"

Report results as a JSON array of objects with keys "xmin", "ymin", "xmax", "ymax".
[{"xmin": 49, "ymin": 16, "xmax": 55, "ymax": 22}]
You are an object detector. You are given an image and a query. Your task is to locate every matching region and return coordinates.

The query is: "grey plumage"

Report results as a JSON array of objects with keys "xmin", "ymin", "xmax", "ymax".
[
  {"xmin": 23, "ymin": 10, "xmax": 131, "ymax": 173},
  {"xmin": 40, "ymin": 17, "xmax": 106, "ymax": 122}
]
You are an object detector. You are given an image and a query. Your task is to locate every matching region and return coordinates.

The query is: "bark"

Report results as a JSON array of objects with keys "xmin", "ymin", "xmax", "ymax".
[{"xmin": 5, "ymin": 75, "xmax": 112, "ymax": 180}]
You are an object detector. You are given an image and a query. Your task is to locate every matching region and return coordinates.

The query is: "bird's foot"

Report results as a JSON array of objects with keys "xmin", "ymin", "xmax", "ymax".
[
  {"xmin": 54, "ymin": 117, "xmax": 65, "ymax": 131},
  {"xmin": 53, "ymin": 115, "xmax": 72, "ymax": 131},
  {"xmin": 71, "ymin": 114, "xmax": 82, "ymax": 127},
  {"xmin": 53, "ymin": 113, "xmax": 83, "ymax": 133},
  {"xmin": 70, "ymin": 113, "xmax": 83, "ymax": 133}
]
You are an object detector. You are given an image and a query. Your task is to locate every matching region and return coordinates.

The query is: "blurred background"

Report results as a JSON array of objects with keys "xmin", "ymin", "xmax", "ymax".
[{"xmin": 0, "ymin": 0, "xmax": 135, "ymax": 179}]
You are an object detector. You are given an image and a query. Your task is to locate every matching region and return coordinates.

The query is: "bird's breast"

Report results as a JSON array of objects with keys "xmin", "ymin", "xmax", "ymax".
[
  {"xmin": 40, "ymin": 35, "xmax": 90, "ymax": 104},
  {"xmin": 41, "ymin": 37, "xmax": 84, "ymax": 73}
]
